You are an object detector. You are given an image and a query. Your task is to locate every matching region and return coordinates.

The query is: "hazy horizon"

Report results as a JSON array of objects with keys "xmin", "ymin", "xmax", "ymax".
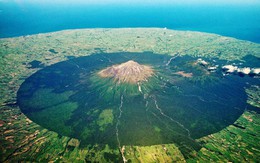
[
  {"xmin": 0, "ymin": 0, "xmax": 259, "ymax": 43},
  {"xmin": 1, "ymin": 0, "xmax": 260, "ymax": 5}
]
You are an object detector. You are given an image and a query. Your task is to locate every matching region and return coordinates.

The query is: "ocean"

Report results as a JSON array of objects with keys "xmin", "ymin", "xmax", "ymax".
[{"xmin": 0, "ymin": 2, "xmax": 260, "ymax": 43}]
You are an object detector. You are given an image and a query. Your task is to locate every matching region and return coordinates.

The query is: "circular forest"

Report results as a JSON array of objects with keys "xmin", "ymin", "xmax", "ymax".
[{"xmin": 17, "ymin": 51, "xmax": 259, "ymax": 157}]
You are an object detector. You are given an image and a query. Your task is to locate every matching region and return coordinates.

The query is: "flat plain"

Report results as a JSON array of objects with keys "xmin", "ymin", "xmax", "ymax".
[{"xmin": 0, "ymin": 28, "xmax": 259, "ymax": 162}]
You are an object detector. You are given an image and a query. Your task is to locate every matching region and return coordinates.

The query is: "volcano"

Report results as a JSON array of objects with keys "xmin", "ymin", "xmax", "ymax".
[
  {"xmin": 17, "ymin": 52, "xmax": 257, "ymax": 159},
  {"xmin": 98, "ymin": 60, "xmax": 154, "ymax": 84}
]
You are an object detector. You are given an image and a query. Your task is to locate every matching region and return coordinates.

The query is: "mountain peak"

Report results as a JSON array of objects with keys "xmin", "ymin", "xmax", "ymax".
[{"xmin": 98, "ymin": 60, "xmax": 154, "ymax": 84}]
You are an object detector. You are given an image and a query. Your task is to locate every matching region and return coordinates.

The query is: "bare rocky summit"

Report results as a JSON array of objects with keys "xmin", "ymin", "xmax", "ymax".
[{"xmin": 98, "ymin": 60, "xmax": 154, "ymax": 84}]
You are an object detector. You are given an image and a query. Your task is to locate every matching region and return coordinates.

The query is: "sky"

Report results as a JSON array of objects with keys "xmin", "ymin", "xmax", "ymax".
[{"xmin": 1, "ymin": 0, "xmax": 260, "ymax": 5}]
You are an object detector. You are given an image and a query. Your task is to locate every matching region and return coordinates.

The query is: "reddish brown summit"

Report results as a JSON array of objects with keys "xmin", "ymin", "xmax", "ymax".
[{"xmin": 98, "ymin": 60, "xmax": 154, "ymax": 84}]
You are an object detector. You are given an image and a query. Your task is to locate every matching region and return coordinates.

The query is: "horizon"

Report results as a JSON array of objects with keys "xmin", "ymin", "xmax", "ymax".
[
  {"xmin": 0, "ymin": 0, "xmax": 259, "ymax": 43},
  {"xmin": 1, "ymin": 0, "xmax": 260, "ymax": 5}
]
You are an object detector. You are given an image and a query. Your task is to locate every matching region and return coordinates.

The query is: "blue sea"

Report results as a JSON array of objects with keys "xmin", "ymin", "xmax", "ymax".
[{"xmin": 0, "ymin": 2, "xmax": 260, "ymax": 43}]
